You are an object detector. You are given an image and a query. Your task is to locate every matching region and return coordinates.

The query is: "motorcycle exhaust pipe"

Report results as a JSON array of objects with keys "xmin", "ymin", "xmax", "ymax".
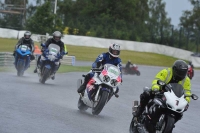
[{"xmin": 132, "ymin": 100, "xmax": 139, "ymax": 115}]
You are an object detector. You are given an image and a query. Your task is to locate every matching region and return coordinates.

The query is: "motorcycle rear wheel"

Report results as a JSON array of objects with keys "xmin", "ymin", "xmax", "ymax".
[{"xmin": 78, "ymin": 97, "xmax": 88, "ymax": 111}]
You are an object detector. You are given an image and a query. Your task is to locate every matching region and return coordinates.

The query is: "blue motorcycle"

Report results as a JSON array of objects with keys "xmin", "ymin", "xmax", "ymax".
[
  {"xmin": 36, "ymin": 43, "xmax": 66, "ymax": 84},
  {"xmin": 14, "ymin": 45, "xmax": 31, "ymax": 76}
]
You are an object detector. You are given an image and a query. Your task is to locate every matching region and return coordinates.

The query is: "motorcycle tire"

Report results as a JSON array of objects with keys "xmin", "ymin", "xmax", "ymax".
[
  {"xmin": 17, "ymin": 60, "xmax": 24, "ymax": 77},
  {"xmin": 40, "ymin": 67, "xmax": 50, "ymax": 84},
  {"xmin": 78, "ymin": 97, "xmax": 88, "ymax": 111},
  {"xmin": 158, "ymin": 115, "xmax": 175, "ymax": 133},
  {"xmin": 77, "ymin": 79, "xmax": 82, "ymax": 91},
  {"xmin": 92, "ymin": 91, "xmax": 108, "ymax": 115},
  {"xmin": 129, "ymin": 117, "xmax": 145, "ymax": 133},
  {"xmin": 136, "ymin": 71, "xmax": 140, "ymax": 76}
]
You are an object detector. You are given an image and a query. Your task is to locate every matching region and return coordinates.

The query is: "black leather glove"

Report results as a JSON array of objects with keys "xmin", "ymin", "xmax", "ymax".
[
  {"xmin": 13, "ymin": 51, "xmax": 15, "ymax": 56},
  {"xmin": 60, "ymin": 55, "xmax": 63, "ymax": 59},
  {"xmin": 184, "ymin": 104, "xmax": 189, "ymax": 111}
]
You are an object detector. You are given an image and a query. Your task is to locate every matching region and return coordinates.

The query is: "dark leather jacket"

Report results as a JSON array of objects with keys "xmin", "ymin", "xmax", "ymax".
[
  {"xmin": 44, "ymin": 38, "xmax": 64, "ymax": 53},
  {"xmin": 15, "ymin": 37, "xmax": 34, "ymax": 52}
]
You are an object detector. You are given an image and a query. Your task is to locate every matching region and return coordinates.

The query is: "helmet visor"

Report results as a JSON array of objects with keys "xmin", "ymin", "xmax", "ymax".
[
  {"xmin": 54, "ymin": 36, "xmax": 60, "ymax": 41},
  {"xmin": 25, "ymin": 35, "xmax": 30, "ymax": 39},
  {"xmin": 174, "ymin": 69, "xmax": 188, "ymax": 80},
  {"xmin": 112, "ymin": 50, "xmax": 120, "ymax": 55}
]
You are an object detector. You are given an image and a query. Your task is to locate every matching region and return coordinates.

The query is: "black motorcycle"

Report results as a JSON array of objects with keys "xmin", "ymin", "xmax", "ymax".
[{"xmin": 129, "ymin": 80, "xmax": 198, "ymax": 133}]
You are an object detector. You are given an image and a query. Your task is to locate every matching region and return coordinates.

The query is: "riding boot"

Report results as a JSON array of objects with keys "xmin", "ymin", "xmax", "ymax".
[
  {"xmin": 13, "ymin": 51, "xmax": 16, "ymax": 56},
  {"xmin": 114, "ymin": 87, "xmax": 119, "ymax": 98},
  {"xmin": 34, "ymin": 55, "xmax": 41, "ymax": 73},
  {"xmin": 51, "ymin": 63, "xmax": 60, "ymax": 80},
  {"xmin": 77, "ymin": 73, "xmax": 91, "ymax": 93}
]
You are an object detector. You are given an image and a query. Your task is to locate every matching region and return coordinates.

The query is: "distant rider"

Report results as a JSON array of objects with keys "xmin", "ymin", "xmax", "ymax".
[
  {"xmin": 188, "ymin": 61, "xmax": 194, "ymax": 77},
  {"xmin": 34, "ymin": 31, "xmax": 67, "ymax": 80},
  {"xmin": 125, "ymin": 60, "xmax": 133, "ymax": 73},
  {"xmin": 77, "ymin": 43, "xmax": 122, "ymax": 97},
  {"xmin": 188, "ymin": 61, "xmax": 194, "ymax": 69},
  {"xmin": 133, "ymin": 60, "xmax": 191, "ymax": 125},
  {"xmin": 13, "ymin": 31, "xmax": 35, "ymax": 61}
]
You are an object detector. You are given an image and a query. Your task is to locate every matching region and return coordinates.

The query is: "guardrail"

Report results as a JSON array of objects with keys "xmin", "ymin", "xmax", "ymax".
[{"xmin": 0, "ymin": 52, "xmax": 76, "ymax": 66}]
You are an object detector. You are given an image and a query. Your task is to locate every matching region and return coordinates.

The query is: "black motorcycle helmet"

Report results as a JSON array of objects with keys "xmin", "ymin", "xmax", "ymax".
[{"xmin": 172, "ymin": 60, "xmax": 188, "ymax": 81}]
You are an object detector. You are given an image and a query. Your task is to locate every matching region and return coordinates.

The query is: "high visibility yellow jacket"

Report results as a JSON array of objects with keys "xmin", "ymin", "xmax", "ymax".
[
  {"xmin": 152, "ymin": 68, "xmax": 191, "ymax": 103},
  {"xmin": 64, "ymin": 44, "xmax": 68, "ymax": 54}
]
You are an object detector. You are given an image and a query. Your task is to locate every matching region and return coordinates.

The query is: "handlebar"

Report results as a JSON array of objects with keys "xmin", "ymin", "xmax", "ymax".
[{"xmin": 91, "ymin": 68, "xmax": 102, "ymax": 73}]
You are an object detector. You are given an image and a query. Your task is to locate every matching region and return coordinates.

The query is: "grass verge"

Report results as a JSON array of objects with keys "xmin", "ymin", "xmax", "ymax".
[{"xmin": 0, "ymin": 37, "xmax": 180, "ymax": 67}]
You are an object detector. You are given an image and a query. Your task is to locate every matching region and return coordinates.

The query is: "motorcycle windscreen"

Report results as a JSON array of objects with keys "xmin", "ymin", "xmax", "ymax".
[
  {"xmin": 19, "ymin": 45, "xmax": 31, "ymax": 52},
  {"xmin": 48, "ymin": 44, "xmax": 60, "ymax": 55},
  {"xmin": 167, "ymin": 83, "xmax": 184, "ymax": 98},
  {"xmin": 104, "ymin": 64, "xmax": 121, "ymax": 77}
]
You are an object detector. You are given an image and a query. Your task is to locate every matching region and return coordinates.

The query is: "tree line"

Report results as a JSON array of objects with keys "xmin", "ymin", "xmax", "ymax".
[{"xmin": 0, "ymin": 0, "xmax": 200, "ymax": 52}]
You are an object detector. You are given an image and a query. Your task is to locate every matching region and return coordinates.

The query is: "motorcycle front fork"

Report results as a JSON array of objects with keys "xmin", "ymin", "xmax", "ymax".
[{"xmin": 155, "ymin": 114, "xmax": 165, "ymax": 130}]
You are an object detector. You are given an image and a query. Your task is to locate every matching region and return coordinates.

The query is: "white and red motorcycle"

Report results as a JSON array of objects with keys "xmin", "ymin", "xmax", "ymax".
[
  {"xmin": 129, "ymin": 80, "xmax": 198, "ymax": 133},
  {"xmin": 77, "ymin": 64, "xmax": 122, "ymax": 115}
]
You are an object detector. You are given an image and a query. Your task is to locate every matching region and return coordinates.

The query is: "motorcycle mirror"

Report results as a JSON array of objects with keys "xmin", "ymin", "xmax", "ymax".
[
  {"xmin": 143, "ymin": 86, "xmax": 150, "ymax": 91},
  {"xmin": 191, "ymin": 94, "xmax": 198, "ymax": 100},
  {"xmin": 157, "ymin": 80, "xmax": 165, "ymax": 86}
]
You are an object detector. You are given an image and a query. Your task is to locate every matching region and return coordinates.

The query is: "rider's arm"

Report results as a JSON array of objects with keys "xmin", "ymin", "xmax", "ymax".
[
  {"xmin": 183, "ymin": 77, "xmax": 191, "ymax": 103},
  {"xmin": 116, "ymin": 58, "xmax": 122, "ymax": 78},
  {"xmin": 42, "ymin": 38, "xmax": 52, "ymax": 52},
  {"xmin": 15, "ymin": 38, "xmax": 23, "ymax": 49},
  {"xmin": 92, "ymin": 53, "xmax": 105, "ymax": 68},
  {"xmin": 30, "ymin": 39, "xmax": 35, "ymax": 53},
  {"xmin": 60, "ymin": 42, "xmax": 65, "ymax": 53},
  {"xmin": 44, "ymin": 38, "xmax": 52, "ymax": 47},
  {"xmin": 151, "ymin": 69, "xmax": 168, "ymax": 91}
]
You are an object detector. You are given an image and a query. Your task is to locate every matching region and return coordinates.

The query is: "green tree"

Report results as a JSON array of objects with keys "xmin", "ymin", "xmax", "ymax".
[
  {"xmin": 58, "ymin": 0, "xmax": 149, "ymax": 41},
  {"xmin": 0, "ymin": 0, "xmax": 28, "ymax": 29},
  {"xmin": 147, "ymin": 0, "xmax": 171, "ymax": 45},
  {"xmin": 25, "ymin": 1, "xmax": 64, "ymax": 34},
  {"xmin": 179, "ymin": 0, "xmax": 200, "ymax": 51}
]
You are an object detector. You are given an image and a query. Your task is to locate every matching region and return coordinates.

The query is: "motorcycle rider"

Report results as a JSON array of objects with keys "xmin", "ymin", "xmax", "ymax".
[
  {"xmin": 13, "ymin": 31, "xmax": 35, "ymax": 62},
  {"xmin": 133, "ymin": 60, "xmax": 191, "ymax": 124},
  {"xmin": 188, "ymin": 61, "xmax": 194, "ymax": 77},
  {"xmin": 125, "ymin": 60, "xmax": 133, "ymax": 73},
  {"xmin": 34, "ymin": 31, "xmax": 66, "ymax": 80},
  {"xmin": 77, "ymin": 43, "xmax": 122, "ymax": 97},
  {"xmin": 188, "ymin": 61, "xmax": 194, "ymax": 69}
]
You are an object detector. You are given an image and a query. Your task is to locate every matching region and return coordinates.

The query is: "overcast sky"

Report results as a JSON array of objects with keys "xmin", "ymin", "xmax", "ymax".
[
  {"xmin": 4, "ymin": 0, "xmax": 192, "ymax": 26},
  {"xmin": 163, "ymin": 0, "xmax": 193, "ymax": 26}
]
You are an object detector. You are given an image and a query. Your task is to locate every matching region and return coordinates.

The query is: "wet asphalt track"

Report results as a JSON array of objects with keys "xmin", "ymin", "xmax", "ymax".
[{"xmin": 0, "ymin": 64, "xmax": 199, "ymax": 133}]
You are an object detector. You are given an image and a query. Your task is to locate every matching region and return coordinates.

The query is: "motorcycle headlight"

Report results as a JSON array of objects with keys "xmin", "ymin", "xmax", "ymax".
[
  {"xmin": 48, "ymin": 55, "xmax": 56, "ymax": 61},
  {"xmin": 103, "ymin": 75, "xmax": 110, "ymax": 82},
  {"xmin": 110, "ymin": 79, "xmax": 118, "ymax": 86}
]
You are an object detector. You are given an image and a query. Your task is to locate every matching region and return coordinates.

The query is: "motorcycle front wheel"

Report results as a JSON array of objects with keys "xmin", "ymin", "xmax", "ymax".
[
  {"xmin": 156, "ymin": 115, "xmax": 175, "ymax": 133},
  {"xmin": 40, "ymin": 67, "xmax": 50, "ymax": 84},
  {"xmin": 92, "ymin": 91, "xmax": 108, "ymax": 115},
  {"xmin": 17, "ymin": 60, "xmax": 25, "ymax": 77}
]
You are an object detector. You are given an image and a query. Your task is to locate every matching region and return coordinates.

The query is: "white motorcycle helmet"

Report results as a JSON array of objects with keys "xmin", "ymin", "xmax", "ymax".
[
  {"xmin": 53, "ymin": 31, "xmax": 62, "ymax": 42},
  {"xmin": 109, "ymin": 43, "xmax": 120, "ymax": 58}
]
